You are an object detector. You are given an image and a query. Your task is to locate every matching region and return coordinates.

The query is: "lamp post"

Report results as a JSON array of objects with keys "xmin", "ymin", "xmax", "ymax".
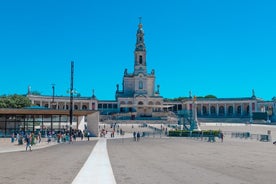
[
  {"xmin": 69, "ymin": 61, "xmax": 74, "ymax": 138},
  {"xmin": 51, "ymin": 84, "xmax": 56, "ymax": 109}
]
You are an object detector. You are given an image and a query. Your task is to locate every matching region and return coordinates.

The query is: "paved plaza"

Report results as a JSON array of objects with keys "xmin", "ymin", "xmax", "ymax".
[{"xmin": 0, "ymin": 124, "xmax": 276, "ymax": 184}]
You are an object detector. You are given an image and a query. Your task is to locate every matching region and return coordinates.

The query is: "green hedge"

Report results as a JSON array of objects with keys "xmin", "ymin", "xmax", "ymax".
[{"xmin": 168, "ymin": 130, "xmax": 221, "ymax": 137}]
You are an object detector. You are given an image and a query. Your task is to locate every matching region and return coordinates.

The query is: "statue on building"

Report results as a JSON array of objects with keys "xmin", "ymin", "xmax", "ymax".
[
  {"xmin": 92, "ymin": 89, "xmax": 96, "ymax": 98},
  {"xmin": 252, "ymin": 89, "xmax": 256, "ymax": 98},
  {"xmin": 124, "ymin": 69, "xmax": 128, "ymax": 75},
  {"xmin": 151, "ymin": 69, "xmax": 155, "ymax": 75},
  {"xmin": 157, "ymin": 84, "xmax": 160, "ymax": 94},
  {"xmin": 116, "ymin": 84, "xmax": 119, "ymax": 92},
  {"xmin": 28, "ymin": 85, "xmax": 31, "ymax": 95}
]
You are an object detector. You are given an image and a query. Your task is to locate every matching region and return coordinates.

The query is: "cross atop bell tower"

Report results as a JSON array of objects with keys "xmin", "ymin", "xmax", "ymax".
[{"xmin": 134, "ymin": 17, "xmax": 147, "ymax": 75}]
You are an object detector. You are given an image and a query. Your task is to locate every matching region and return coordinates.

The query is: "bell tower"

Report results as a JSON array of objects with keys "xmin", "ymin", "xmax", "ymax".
[{"xmin": 134, "ymin": 17, "xmax": 147, "ymax": 75}]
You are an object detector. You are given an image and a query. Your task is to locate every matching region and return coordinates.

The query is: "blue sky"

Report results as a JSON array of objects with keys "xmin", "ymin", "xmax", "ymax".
[{"xmin": 0, "ymin": 0, "xmax": 275, "ymax": 100}]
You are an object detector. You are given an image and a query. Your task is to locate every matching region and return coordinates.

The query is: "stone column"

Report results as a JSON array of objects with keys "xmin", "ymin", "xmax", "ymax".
[
  {"xmin": 224, "ymin": 104, "xmax": 227, "ymax": 116},
  {"xmin": 89, "ymin": 101, "xmax": 92, "ymax": 110},
  {"xmin": 249, "ymin": 102, "xmax": 253, "ymax": 123},
  {"xmin": 240, "ymin": 103, "xmax": 243, "ymax": 116}
]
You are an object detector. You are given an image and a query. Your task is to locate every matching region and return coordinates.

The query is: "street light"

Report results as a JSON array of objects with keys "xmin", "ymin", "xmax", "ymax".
[
  {"xmin": 51, "ymin": 84, "xmax": 56, "ymax": 109},
  {"xmin": 69, "ymin": 61, "xmax": 74, "ymax": 139}
]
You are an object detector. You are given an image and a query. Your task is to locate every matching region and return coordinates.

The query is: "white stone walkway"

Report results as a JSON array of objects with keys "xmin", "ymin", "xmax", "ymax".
[{"xmin": 72, "ymin": 138, "xmax": 117, "ymax": 184}]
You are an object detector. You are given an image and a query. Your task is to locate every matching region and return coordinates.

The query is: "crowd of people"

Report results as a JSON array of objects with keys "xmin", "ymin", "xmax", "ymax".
[{"xmin": 10, "ymin": 129, "xmax": 92, "ymax": 151}]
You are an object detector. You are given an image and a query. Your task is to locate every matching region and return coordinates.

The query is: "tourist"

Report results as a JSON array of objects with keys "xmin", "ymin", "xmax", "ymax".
[
  {"xmin": 25, "ymin": 134, "xmax": 32, "ymax": 151},
  {"xmin": 31, "ymin": 133, "xmax": 35, "ymax": 146},
  {"xmin": 87, "ymin": 132, "xmax": 90, "ymax": 141},
  {"xmin": 111, "ymin": 130, "xmax": 115, "ymax": 138},
  {"xmin": 133, "ymin": 131, "xmax": 136, "ymax": 141},
  {"xmin": 220, "ymin": 132, "xmax": 224, "ymax": 143},
  {"xmin": 73, "ymin": 133, "xmax": 76, "ymax": 141},
  {"xmin": 47, "ymin": 134, "xmax": 51, "ymax": 143},
  {"xmin": 70, "ymin": 134, "xmax": 73, "ymax": 143},
  {"xmin": 38, "ymin": 132, "xmax": 41, "ymax": 143},
  {"xmin": 137, "ymin": 132, "xmax": 140, "ymax": 141},
  {"xmin": 16, "ymin": 132, "xmax": 20, "ymax": 141},
  {"xmin": 11, "ymin": 133, "xmax": 15, "ymax": 143},
  {"xmin": 80, "ymin": 131, "xmax": 84, "ymax": 140}
]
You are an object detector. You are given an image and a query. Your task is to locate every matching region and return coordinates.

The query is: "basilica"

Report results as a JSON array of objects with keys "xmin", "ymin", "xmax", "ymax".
[{"xmin": 27, "ymin": 21, "xmax": 276, "ymax": 123}]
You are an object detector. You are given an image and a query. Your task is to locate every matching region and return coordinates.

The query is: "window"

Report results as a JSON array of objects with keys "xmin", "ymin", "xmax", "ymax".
[
  {"xmin": 228, "ymin": 106, "xmax": 233, "ymax": 115},
  {"xmin": 202, "ymin": 106, "xmax": 207, "ymax": 115},
  {"xmin": 139, "ymin": 81, "xmax": 143, "ymax": 89},
  {"xmin": 139, "ymin": 55, "xmax": 143, "ymax": 64},
  {"xmin": 211, "ymin": 106, "xmax": 216, "ymax": 115},
  {"xmin": 219, "ymin": 106, "xmax": 225, "ymax": 115},
  {"xmin": 237, "ymin": 106, "xmax": 241, "ymax": 115}
]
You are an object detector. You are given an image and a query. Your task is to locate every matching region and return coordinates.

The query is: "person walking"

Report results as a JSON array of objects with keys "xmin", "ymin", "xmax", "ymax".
[
  {"xmin": 25, "ymin": 134, "xmax": 32, "ymax": 151},
  {"xmin": 220, "ymin": 132, "xmax": 224, "ymax": 143},
  {"xmin": 137, "ymin": 132, "xmax": 140, "ymax": 141},
  {"xmin": 38, "ymin": 132, "xmax": 41, "ymax": 143},
  {"xmin": 133, "ymin": 131, "xmax": 136, "ymax": 141},
  {"xmin": 11, "ymin": 133, "xmax": 15, "ymax": 143},
  {"xmin": 87, "ymin": 132, "xmax": 90, "ymax": 141}
]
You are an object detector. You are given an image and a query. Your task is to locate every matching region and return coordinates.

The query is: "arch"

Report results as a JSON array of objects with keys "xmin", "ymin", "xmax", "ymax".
[
  {"xmin": 237, "ymin": 106, "xmax": 241, "ymax": 115},
  {"xmin": 210, "ymin": 106, "xmax": 216, "ymax": 115},
  {"xmin": 127, "ymin": 101, "xmax": 133, "ymax": 112},
  {"xmin": 202, "ymin": 106, "xmax": 208, "ymax": 115},
  {"xmin": 246, "ymin": 105, "xmax": 250, "ymax": 115},
  {"xmin": 260, "ymin": 105, "xmax": 265, "ymax": 112},
  {"xmin": 219, "ymin": 106, "xmax": 225, "ymax": 115},
  {"xmin": 138, "ymin": 101, "xmax": 144, "ymax": 105},
  {"xmin": 148, "ymin": 101, "xmax": 154, "ymax": 105},
  {"xmin": 74, "ymin": 105, "xmax": 78, "ymax": 110},
  {"xmin": 155, "ymin": 101, "xmax": 161, "ymax": 105},
  {"xmin": 120, "ymin": 101, "xmax": 126, "ymax": 105},
  {"xmin": 82, "ymin": 105, "xmax": 87, "ymax": 110},
  {"xmin": 228, "ymin": 106, "xmax": 234, "ymax": 115}
]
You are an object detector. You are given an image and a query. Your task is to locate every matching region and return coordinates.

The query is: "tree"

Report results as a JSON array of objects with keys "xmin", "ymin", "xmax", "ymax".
[
  {"xmin": 204, "ymin": 94, "xmax": 217, "ymax": 99},
  {"xmin": 0, "ymin": 94, "xmax": 32, "ymax": 108}
]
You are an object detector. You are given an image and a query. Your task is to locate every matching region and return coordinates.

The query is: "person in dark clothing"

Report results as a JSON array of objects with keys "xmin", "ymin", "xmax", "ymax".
[{"xmin": 137, "ymin": 132, "xmax": 140, "ymax": 141}]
